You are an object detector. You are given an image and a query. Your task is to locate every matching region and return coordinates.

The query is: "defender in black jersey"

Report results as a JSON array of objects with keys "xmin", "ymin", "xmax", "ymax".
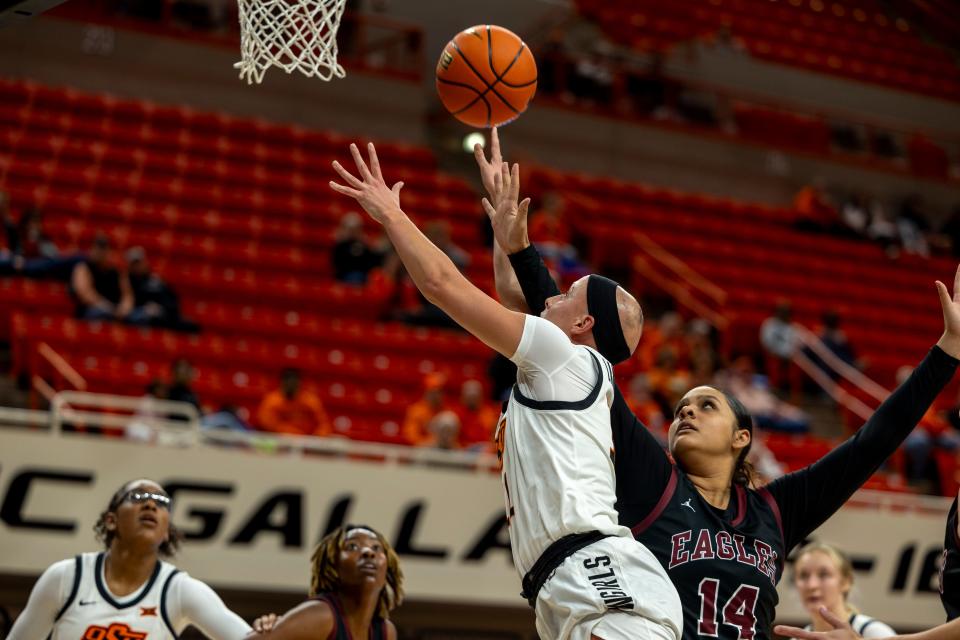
[
  {"xmin": 247, "ymin": 525, "xmax": 401, "ymax": 640},
  {"xmin": 503, "ymin": 239, "xmax": 960, "ymax": 639},
  {"xmin": 482, "ymin": 157, "xmax": 960, "ymax": 638}
]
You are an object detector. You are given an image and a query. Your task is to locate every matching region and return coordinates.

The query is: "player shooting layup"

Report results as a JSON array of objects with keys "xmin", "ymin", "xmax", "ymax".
[{"xmin": 330, "ymin": 144, "xmax": 682, "ymax": 640}]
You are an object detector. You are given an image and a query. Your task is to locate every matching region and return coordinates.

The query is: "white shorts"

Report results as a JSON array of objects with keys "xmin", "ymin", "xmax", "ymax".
[{"xmin": 534, "ymin": 535, "xmax": 682, "ymax": 640}]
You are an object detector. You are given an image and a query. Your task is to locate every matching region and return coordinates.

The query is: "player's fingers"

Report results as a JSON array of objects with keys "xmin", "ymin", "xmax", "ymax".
[
  {"xmin": 818, "ymin": 607, "xmax": 848, "ymax": 629},
  {"xmin": 953, "ymin": 263, "xmax": 960, "ymax": 302},
  {"xmin": 500, "ymin": 161, "xmax": 511, "ymax": 193},
  {"xmin": 474, "ymin": 143, "xmax": 487, "ymax": 166},
  {"xmin": 482, "ymin": 198, "xmax": 496, "ymax": 220},
  {"xmin": 491, "ymin": 126, "xmax": 501, "ymax": 162},
  {"xmin": 510, "ymin": 163, "xmax": 521, "ymax": 202},
  {"xmin": 518, "ymin": 197, "xmax": 531, "ymax": 220},
  {"xmin": 772, "ymin": 625, "xmax": 819, "ymax": 640},
  {"xmin": 329, "ymin": 181, "xmax": 362, "ymax": 198},
  {"xmin": 350, "ymin": 143, "xmax": 373, "ymax": 180},
  {"xmin": 493, "ymin": 168, "xmax": 502, "ymax": 195},
  {"xmin": 392, "ymin": 181, "xmax": 404, "ymax": 197},
  {"xmin": 331, "ymin": 160, "xmax": 364, "ymax": 188},
  {"xmin": 367, "ymin": 142, "xmax": 383, "ymax": 181},
  {"xmin": 937, "ymin": 280, "xmax": 951, "ymax": 313}
]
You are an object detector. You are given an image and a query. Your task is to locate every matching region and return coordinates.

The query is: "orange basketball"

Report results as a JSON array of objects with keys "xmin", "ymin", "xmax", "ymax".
[{"xmin": 436, "ymin": 25, "xmax": 537, "ymax": 128}]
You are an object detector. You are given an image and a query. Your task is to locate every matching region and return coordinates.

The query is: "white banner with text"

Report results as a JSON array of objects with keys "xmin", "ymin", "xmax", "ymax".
[{"xmin": 0, "ymin": 430, "xmax": 952, "ymax": 627}]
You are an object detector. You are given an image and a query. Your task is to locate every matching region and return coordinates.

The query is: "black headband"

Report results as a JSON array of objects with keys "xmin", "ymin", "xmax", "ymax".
[{"xmin": 586, "ymin": 275, "xmax": 631, "ymax": 364}]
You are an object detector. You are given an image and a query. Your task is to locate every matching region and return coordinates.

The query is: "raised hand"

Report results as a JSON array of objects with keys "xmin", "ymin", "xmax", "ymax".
[
  {"xmin": 773, "ymin": 607, "xmax": 861, "ymax": 640},
  {"xmin": 329, "ymin": 143, "xmax": 404, "ymax": 225},
  {"xmin": 474, "ymin": 126, "xmax": 503, "ymax": 201},
  {"xmin": 481, "ymin": 162, "xmax": 531, "ymax": 255},
  {"xmin": 936, "ymin": 264, "xmax": 960, "ymax": 359}
]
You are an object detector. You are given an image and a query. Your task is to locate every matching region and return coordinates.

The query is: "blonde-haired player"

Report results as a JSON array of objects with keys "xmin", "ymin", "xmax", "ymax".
[{"xmin": 330, "ymin": 143, "xmax": 682, "ymax": 640}]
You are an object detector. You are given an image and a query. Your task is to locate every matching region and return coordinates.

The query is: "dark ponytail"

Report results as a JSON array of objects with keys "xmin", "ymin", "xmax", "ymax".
[{"xmin": 721, "ymin": 390, "xmax": 755, "ymax": 487}]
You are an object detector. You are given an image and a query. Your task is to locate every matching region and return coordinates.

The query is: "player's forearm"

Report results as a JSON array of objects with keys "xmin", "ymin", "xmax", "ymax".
[
  {"xmin": 893, "ymin": 619, "xmax": 960, "ymax": 640},
  {"xmin": 382, "ymin": 209, "xmax": 467, "ymax": 306},
  {"xmin": 493, "ymin": 242, "xmax": 528, "ymax": 312}
]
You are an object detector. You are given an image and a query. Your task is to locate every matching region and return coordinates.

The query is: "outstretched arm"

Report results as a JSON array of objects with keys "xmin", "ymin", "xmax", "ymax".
[
  {"xmin": 244, "ymin": 601, "xmax": 333, "ymax": 640},
  {"xmin": 767, "ymin": 266, "xmax": 960, "ymax": 552},
  {"xmin": 776, "ymin": 606, "xmax": 959, "ymax": 640},
  {"xmin": 475, "ymin": 127, "xmax": 531, "ymax": 313},
  {"xmin": 331, "ymin": 143, "xmax": 525, "ymax": 358}
]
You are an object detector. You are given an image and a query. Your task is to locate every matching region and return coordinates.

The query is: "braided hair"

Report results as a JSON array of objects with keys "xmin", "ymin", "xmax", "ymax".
[{"xmin": 310, "ymin": 525, "xmax": 404, "ymax": 619}]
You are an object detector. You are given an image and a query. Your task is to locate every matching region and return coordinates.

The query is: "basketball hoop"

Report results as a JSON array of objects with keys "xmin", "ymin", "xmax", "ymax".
[{"xmin": 234, "ymin": 0, "xmax": 347, "ymax": 84}]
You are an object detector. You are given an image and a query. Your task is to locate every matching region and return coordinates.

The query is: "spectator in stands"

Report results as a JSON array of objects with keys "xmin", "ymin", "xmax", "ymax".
[
  {"xmin": 528, "ymin": 193, "xmax": 584, "ymax": 281},
  {"xmin": 126, "ymin": 246, "xmax": 199, "ymax": 331},
  {"xmin": 425, "ymin": 220, "xmax": 469, "ymax": 270},
  {"xmin": 168, "ymin": 357, "xmax": 201, "ymax": 413},
  {"xmin": 453, "ymin": 379, "xmax": 498, "ymax": 449},
  {"xmin": 647, "ymin": 346, "xmax": 693, "ymax": 409},
  {"xmin": 940, "ymin": 205, "xmax": 960, "ymax": 258},
  {"xmin": 897, "ymin": 194, "xmax": 931, "ymax": 257},
  {"xmin": 624, "ymin": 373, "xmax": 667, "ymax": 443},
  {"xmin": 638, "ymin": 311, "xmax": 688, "ymax": 371},
  {"xmin": 687, "ymin": 317, "xmax": 721, "ymax": 386},
  {"xmin": 126, "ymin": 379, "xmax": 170, "ymax": 443},
  {"xmin": 866, "ymin": 200, "xmax": 900, "ymax": 257},
  {"xmin": 331, "ymin": 211, "xmax": 384, "ymax": 285},
  {"xmin": 813, "ymin": 310, "xmax": 859, "ymax": 377},
  {"xmin": 423, "ymin": 410, "xmax": 462, "ymax": 451},
  {"xmin": 70, "ymin": 234, "xmax": 136, "ymax": 322},
  {"xmin": 719, "ymin": 356, "xmax": 810, "ymax": 433},
  {"xmin": 839, "ymin": 193, "xmax": 870, "ymax": 237},
  {"xmin": 794, "ymin": 182, "xmax": 840, "ymax": 233},
  {"xmin": 256, "ymin": 367, "xmax": 331, "ymax": 437},
  {"xmin": 569, "ymin": 45, "xmax": 615, "ymax": 106},
  {"xmin": 0, "ymin": 202, "xmax": 77, "ymax": 279},
  {"xmin": 760, "ymin": 301, "xmax": 801, "ymax": 397},
  {"xmin": 901, "ymin": 365, "xmax": 956, "ymax": 492},
  {"xmin": 401, "ymin": 373, "xmax": 449, "ymax": 446}
]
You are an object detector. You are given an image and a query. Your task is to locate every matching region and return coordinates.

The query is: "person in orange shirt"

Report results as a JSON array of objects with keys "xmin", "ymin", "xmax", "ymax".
[
  {"xmin": 256, "ymin": 368, "xmax": 331, "ymax": 437},
  {"xmin": 454, "ymin": 379, "xmax": 499, "ymax": 449},
  {"xmin": 401, "ymin": 373, "xmax": 448, "ymax": 446}
]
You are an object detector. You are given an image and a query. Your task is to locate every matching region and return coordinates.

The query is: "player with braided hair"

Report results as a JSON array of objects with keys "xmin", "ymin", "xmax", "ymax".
[{"xmin": 249, "ymin": 525, "xmax": 402, "ymax": 640}]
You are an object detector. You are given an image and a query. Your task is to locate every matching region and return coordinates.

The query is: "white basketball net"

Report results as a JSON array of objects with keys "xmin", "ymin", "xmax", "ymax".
[{"xmin": 234, "ymin": 0, "xmax": 347, "ymax": 84}]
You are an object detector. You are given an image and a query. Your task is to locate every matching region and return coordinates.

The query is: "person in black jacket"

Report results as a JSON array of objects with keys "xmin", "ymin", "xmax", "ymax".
[{"xmin": 475, "ymin": 127, "xmax": 960, "ymax": 640}]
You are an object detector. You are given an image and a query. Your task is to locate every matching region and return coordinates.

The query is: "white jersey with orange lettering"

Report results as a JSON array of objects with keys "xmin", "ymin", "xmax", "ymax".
[{"xmin": 8, "ymin": 552, "xmax": 250, "ymax": 640}]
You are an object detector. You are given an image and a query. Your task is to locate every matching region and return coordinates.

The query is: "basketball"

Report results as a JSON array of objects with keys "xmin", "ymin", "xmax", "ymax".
[{"xmin": 435, "ymin": 25, "xmax": 537, "ymax": 128}]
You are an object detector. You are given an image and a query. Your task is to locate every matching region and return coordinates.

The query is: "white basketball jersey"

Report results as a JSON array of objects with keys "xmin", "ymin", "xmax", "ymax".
[
  {"xmin": 51, "ymin": 552, "xmax": 181, "ymax": 640},
  {"xmin": 495, "ymin": 346, "xmax": 631, "ymax": 576}
]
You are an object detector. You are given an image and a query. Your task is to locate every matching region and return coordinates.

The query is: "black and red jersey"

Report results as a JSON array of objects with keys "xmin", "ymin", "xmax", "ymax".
[
  {"xmin": 509, "ymin": 243, "xmax": 959, "ymax": 639},
  {"xmin": 312, "ymin": 594, "xmax": 387, "ymax": 640},
  {"xmin": 942, "ymin": 498, "xmax": 960, "ymax": 621}
]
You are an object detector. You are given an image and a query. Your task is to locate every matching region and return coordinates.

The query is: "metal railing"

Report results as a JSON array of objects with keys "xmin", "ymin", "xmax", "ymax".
[{"xmin": 2, "ymin": 390, "xmax": 499, "ymax": 473}]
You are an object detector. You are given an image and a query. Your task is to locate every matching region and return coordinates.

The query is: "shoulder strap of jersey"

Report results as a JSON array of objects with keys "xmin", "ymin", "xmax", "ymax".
[
  {"xmin": 854, "ymin": 616, "xmax": 882, "ymax": 635},
  {"xmin": 511, "ymin": 351, "xmax": 604, "ymax": 411},
  {"xmin": 53, "ymin": 555, "xmax": 83, "ymax": 622},
  {"xmin": 631, "ymin": 466, "xmax": 678, "ymax": 535},
  {"xmin": 159, "ymin": 569, "xmax": 182, "ymax": 639}
]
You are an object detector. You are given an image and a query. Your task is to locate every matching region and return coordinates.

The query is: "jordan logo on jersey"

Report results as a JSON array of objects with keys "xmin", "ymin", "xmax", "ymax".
[
  {"xmin": 583, "ymin": 555, "xmax": 635, "ymax": 610},
  {"xmin": 82, "ymin": 622, "xmax": 148, "ymax": 640}
]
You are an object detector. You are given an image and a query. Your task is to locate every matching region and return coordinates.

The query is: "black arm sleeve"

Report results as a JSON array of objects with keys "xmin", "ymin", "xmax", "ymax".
[
  {"xmin": 507, "ymin": 244, "xmax": 673, "ymax": 525},
  {"xmin": 508, "ymin": 244, "xmax": 561, "ymax": 315},
  {"xmin": 943, "ymin": 498, "xmax": 960, "ymax": 621},
  {"xmin": 767, "ymin": 346, "xmax": 958, "ymax": 552},
  {"xmin": 611, "ymin": 386, "xmax": 675, "ymax": 527}
]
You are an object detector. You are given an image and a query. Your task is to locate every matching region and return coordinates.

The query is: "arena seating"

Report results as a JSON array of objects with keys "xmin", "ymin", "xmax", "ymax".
[
  {"xmin": 576, "ymin": 0, "xmax": 960, "ymax": 101},
  {"xmin": 527, "ymin": 165, "xmax": 954, "ymax": 388},
  {"xmin": 0, "ymin": 77, "xmax": 953, "ymax": 487}
]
